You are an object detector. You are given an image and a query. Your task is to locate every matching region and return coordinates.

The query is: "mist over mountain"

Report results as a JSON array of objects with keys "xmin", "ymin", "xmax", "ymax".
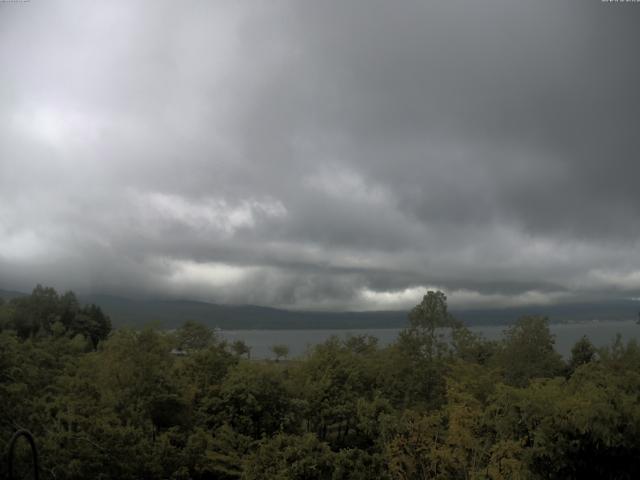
[
  {"xmin": 71, "ymin": 296, "xmax": 640, "ymax": 329},
  {"xmin": 4, "ymin": 288, "xmax": 637, "ymax": 330}
]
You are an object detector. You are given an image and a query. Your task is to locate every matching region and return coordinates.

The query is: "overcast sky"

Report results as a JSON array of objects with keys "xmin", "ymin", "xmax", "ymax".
[{"xmin": 1, "ymin": 0, "xmax": 640, "ymax": 311}]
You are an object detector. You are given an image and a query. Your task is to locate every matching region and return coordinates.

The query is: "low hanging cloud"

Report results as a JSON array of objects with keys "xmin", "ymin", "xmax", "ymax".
[{"xmin": 1, "ymin": 0, "xmax": 640, "ymax": 311}]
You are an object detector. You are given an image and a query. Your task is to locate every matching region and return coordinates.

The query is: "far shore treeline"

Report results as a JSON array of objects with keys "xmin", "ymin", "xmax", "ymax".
[{"xmin": 2, "ymin": 286, "xmax": 640, "ymax": 479}]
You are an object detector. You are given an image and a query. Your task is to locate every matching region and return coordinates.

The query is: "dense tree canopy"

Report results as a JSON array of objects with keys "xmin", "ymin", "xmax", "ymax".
[
  {"xmin": 1, "ymin": 286, "xmax": 639, "ymax": 479},
  {"xmin": 0, "ymin": 285, "xmax": 111, "ymax": 347}
]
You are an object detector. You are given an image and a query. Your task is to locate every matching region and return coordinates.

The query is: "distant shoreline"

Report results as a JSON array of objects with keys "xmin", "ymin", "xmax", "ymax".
[{"xmin": 214, "ymin": 318, "xmax": 639, "ymax": 332}]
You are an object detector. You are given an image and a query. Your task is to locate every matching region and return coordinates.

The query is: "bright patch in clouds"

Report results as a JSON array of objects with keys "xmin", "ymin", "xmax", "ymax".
[
  {"xmin": 166, "ymin": 260, "xmax": 253, "ymax": 290},
  {"xmin": 358, "ymin": 286, "xmax": 570, "ymax": 311},
  {"xmin": 304, "ymin": 167, "xmax": 392, "ymax": 205},
  {"xmin": 583, "ymin": 269, "xmax": 640, "ymax": 292},
  {"xmin": 358, "ymin": 286, "xmax": 435, "ymax": 310},
  {"xmin": 136, "ymin": 192, "xmax": 287, "ymax": 235},
  {"xmin": 12, "ymin": 106, "xmax": 105, "ymax": 149},
  {"xmin": 0, "ymin": 229, "xmax": 49, "ymax": 262}
]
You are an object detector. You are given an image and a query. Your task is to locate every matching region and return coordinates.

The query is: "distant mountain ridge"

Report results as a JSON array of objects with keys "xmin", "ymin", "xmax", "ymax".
[
  {"xmin": 78, "ymin": 294, "xmax": 409, "ymax": 329},
  {"xmin": 0, "ymin": 288, "xmax": 27, "ymax": 300},
  {"xmin": 3, "ymin": 288, "xmax": 639, "ymax": 329}
]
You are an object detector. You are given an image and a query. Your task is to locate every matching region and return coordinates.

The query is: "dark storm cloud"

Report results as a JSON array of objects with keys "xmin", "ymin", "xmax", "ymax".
[{"xmin": 1, "ymin": 0, "xmax": 640, "ymax": 311}]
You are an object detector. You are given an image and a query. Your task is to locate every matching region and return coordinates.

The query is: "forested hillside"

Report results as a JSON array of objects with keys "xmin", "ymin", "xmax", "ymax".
[{"xmin": 2, "ymin": 288, "xmax": 640, "ymax": 479}]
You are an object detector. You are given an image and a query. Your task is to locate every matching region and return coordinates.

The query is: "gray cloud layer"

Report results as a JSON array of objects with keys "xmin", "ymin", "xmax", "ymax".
[{"xmin": 1, "ymin": 0, "xmax": 640, "ymax": 310}]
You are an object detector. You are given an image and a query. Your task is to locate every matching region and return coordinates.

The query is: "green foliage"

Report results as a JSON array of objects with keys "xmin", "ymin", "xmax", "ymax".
[
  {"xmin": 333, "ymin": 448, "xmax": 391, "ymax": 480},
  {"xmin": 408, "ymin": 290, "xmax": 454, "ymax": 333},
  {"xmin": 205, "ymin": 361, "xmax": 301, "ymax": 439},
  {"xmin": 451, "ymin": 325, "xmax": 497, "ymax": 365},
  {"xmin": 177, "ymin": 343, "xmax": 238, "ymax": 403},
  {"xmin": 174, "ymin": 320, "xmax": 217, "ymax": 351},
  {"xmin": 243, "ymin": 433, "xmax": 334, "ymax": 480},
  {"xmin": 271, "ymin": 344, "xmax": 290, "ymax": 361},
  {"xmin": 231, "ymin": 339, "xmax": 252, "ymax": 359},
  {"xmin": 0, "ymin": 299, "xmax": 11, "ymax": 331},
  {"xmin": 494, "ymin": 316, "xmax": 565, "ymax": 387},
  {"xmin": 3, "ymin": 287, "xmax": 640, "ymax": 479},
  {"xmin": 3, "ymin": 285, "xmax": 111, "ymax": 347},
  {"xmin": 569, "ymin": 335, "xmax": 596, "ymax": 372},
  {"xmin": 296, "ymin": 336, "xmax": 381, "ymax": 446}
]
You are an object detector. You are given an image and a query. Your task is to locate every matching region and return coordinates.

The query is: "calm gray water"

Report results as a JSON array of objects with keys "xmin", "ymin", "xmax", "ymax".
[{"xmin": 220, "ymin": 320, "xmax": 640, "ymax": 359}]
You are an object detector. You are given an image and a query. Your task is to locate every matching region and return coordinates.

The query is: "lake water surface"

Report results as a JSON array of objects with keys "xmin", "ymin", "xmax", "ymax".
[{"xmin": 220, "ymin": 320, "xmax": 640, "ymax": 359}]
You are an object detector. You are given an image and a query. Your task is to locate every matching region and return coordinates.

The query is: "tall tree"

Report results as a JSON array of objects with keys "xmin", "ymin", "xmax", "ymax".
[
  {"xmin": 175, "ymin": 320, "xmax": 216, "ymax": 351},
  {"xmin": 569, "ymin": 335, "xmax": 596, "ymax": 372},
  {"xmin": 495, "ymin": 316, "xmax": 564, "ymax": 387},
  {"xmin": 271, "ymin": 344, "xmax": 290, "ymax": 362},
  {"xmin": 231, "ymin": 339, "xmax": 252, "ymax": 359}
]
